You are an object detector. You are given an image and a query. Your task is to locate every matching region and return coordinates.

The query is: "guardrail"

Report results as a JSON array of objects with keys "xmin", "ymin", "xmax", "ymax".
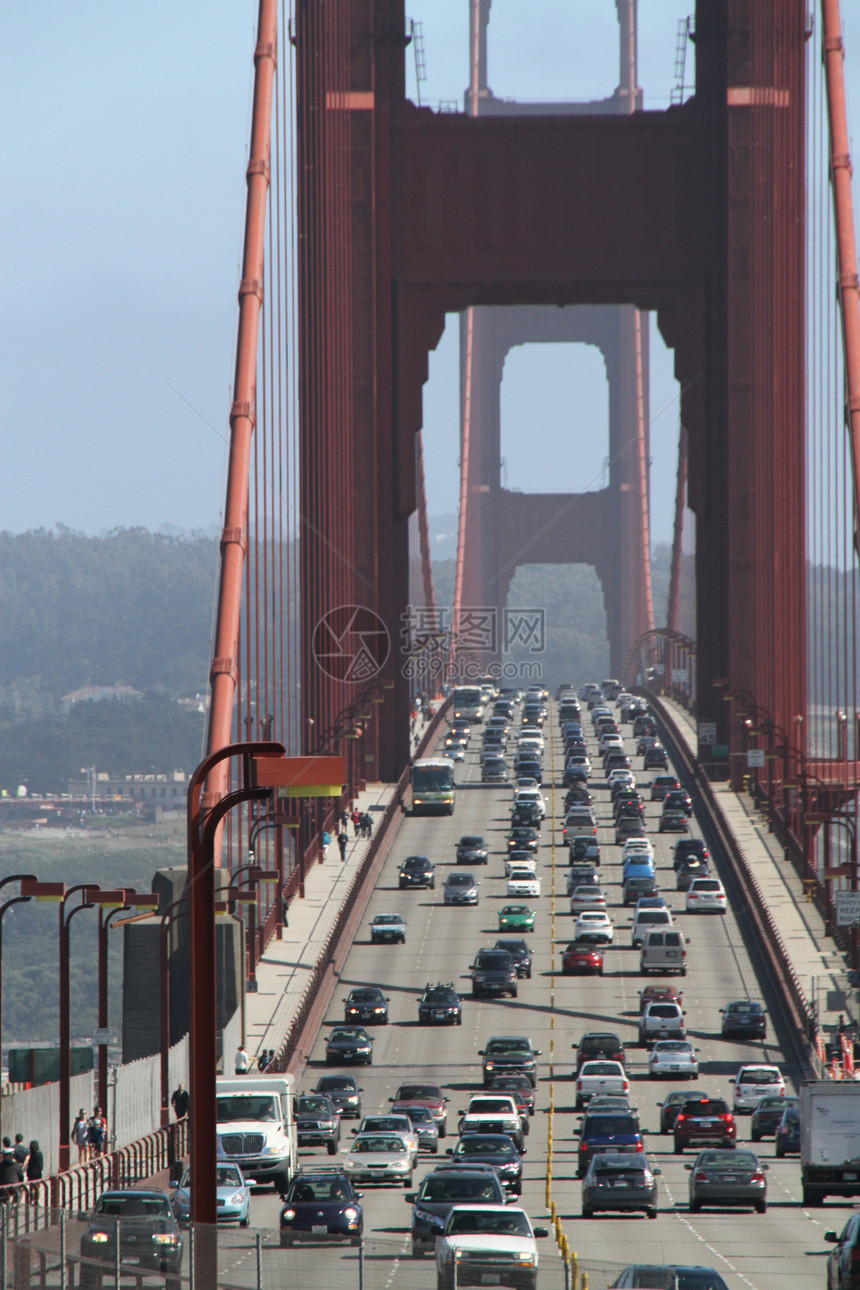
[
  {"xmin": 0, "ymin": 1119, "xmax": 188, "ymax": 1239},
  {"xmin": 642, "ymin": 689, "xmax": 818, "ymax": 1078}
]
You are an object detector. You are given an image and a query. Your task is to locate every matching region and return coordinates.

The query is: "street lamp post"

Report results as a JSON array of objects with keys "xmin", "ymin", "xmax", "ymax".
[
  {"xmin": 0, "ymin": 875, "xmax": 36, "ymax": 1120},
  {"xmin": 229, "ymin": 863, "xmax": 279, "ymax": 990},
  {"xmin": 57, "ymin": 884, "xmax": 92, "ymax": 1172},
  {"xmin": 95, "ymin": 891, "xmax": 158, "ymax": 1116}
]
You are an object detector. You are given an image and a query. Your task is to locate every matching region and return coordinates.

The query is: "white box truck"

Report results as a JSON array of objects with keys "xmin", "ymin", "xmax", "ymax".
[
  {"xmin": 800, "ymin": 1080, "xmax": 860, "ymax": 1205},
  {"xmin": 215, "ymin": 1075, "xmax": 297, "ymax": 1193}
]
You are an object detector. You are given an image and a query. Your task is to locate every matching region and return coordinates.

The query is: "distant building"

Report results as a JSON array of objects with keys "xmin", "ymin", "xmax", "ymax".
[
  {"xmin": 65, "ymin": 770, "xmax": 189, "ymax": 808},
  {"xmin": 60, "ymin": 684, "xmax": 143, "ymax": 716}
]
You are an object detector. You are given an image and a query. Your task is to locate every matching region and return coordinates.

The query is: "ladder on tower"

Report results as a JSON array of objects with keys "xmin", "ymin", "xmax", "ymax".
[{"xmin": 671, "ymin": 16, "xmax": 692, "ymax": 106}]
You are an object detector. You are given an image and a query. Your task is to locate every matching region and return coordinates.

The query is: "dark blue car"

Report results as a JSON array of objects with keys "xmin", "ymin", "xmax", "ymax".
[
  {"xmin": 577, "ymin": 1111, "xmax": 643, "ymax": 1178},
  {"xmin": 775, "ymin": 1106, "xmax": 800, "ymax": 1157}
]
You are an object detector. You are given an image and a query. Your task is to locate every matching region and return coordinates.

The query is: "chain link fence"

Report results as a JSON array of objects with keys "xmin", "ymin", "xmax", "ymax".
[{"xmin": 2, "ymin": 1212, "xmax": 630, "ymax": 1290}]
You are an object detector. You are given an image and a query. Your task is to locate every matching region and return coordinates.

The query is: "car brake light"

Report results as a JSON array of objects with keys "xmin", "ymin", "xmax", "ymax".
[
  {"xmin": 623, "ymin": 1079, "xmax": 629, "ymax": 1090},
  {"xmin": 751, "ymin": 1170, "xmax": 765, "ymax": 1183},
  {"xmin": 580, "ymin": 1142, "xmax": 588, "ymax": 1151},
  {"xmin": 675, "ymin": 1114, "xmax": 686, "ymax": 1123},
  {"xmin": 635, "ymin": 1141, "xmax": 643, "ymax": 1152},
  {"xmin": 693, "ymin": 1170, "xmax": 708, "ymax": 1182},
  {"xmin": 577, "ymin": 1080, "xmax": 583, "ymax": 1090},
  {"xmin": 851, "ymin": 1248, "xmax": 860, "ymax": 1263},
  {"xmin": 719, "ymin": 1114, "xmax": 734, "ymax": 1122}
]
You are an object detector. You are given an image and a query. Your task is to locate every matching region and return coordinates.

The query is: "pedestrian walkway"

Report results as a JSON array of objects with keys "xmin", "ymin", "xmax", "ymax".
[
  {"xmin": 242, "ymin": 779, "xmax": 400, "ymax": 1070},
  {"xmin": 662, "ymin": 697, "xmax": 854, "ymax": 1057}
]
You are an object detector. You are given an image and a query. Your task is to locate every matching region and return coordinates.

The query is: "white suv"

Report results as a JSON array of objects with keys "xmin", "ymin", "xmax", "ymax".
[{"xmin": 730, "ymin": 1064, "xmax": 786, "ymax": 1113}]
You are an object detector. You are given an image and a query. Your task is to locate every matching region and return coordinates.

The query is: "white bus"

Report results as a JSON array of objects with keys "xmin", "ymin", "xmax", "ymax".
[
  {"xmin": 451, "ymin": 685, "xmax": 484, "ymax": 723},
  {"xmin": 411, "ymin": 758, "xmax": 455, "ymax": 815}
]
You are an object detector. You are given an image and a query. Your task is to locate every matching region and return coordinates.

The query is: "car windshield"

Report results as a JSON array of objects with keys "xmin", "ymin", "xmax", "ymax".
[
  {"xmin": 684, "ymin": 1100, "xmax": 728, "ymax": 1116},
  {"xmin": 289, "ymin": 1177, "xmax": 351, "ymax": 1202},
  {"xmin": 700, "ymin": 1151, "xmax": 756, "ymax": 1168},
  {"xmin": 461, "ymin": 837, "xmax": 484, "ymax": 846},
  {"xmin": 447, "ymin": 1210, "xmax": 531, "ymax": 1236},
  {"xmin": 469, "ymin": 1100, "xmax": 514, "ymax": 1114},
  {"xmin": 353, "ymin": 1137, "xmax": 406, "ymax": 1154},
  {"xmin": 457, "ymin": 1138, "xmax": 516, "ymax": 1157},
  {"xmin": 349, "ymin": 989, "xmax": 382, "ymax": 1002},
  {"xmin": 217, "ymin": 1095, "xmax": 279, "ymax": 1122},
  {"xmin": 332, "ymin": 1029, "xmax": 367, "ymax": 1041},
  {"xmin": 583, "ymin": 1062, "xmax": 622, "ymax": 1075},
  {"xmin": 426, "ymin": 988, "xmax": 454, "ymax": 1002},
  {"xmin": 487, "ymin": 1040, "xmax": 531, "ymax": 1054},
  {"xmin": 374, "ymin": 915, "xmax": 401, "ymax": 925},
  {"xmin": 648, "ymin": 1005, "xmax": 680, "ymax": 1017},
  {"xmin": 740, "ymin": 1069, "xmax": 780, "ymax": 1083},
  {"xmin": 728, "ymin": 1002, "xmax": 759, "ymax": 1014},
  {"xmin": 419, "ymin": 1177, "xmax": 500, "ymax": 1202},
  {"xmin": 94, "ymin": 1196, "xmax": 172, "ymax": 1219},
  {"xmin": 318, "ymin": 1078, "xmax": 355, "ymax": 1091},
  {"xmin": 477, "ymin": 954, "xmax": 511, "ymax": 969},
  {"xmin": 447, "ymin": 875, "xmax": 472, "ymax": 886},
  {"xmin": 585, "ymin": 1116, "xmax": 638, "ymax": 1135},
  {"xmin": 403, "ymin": 857, "xmax": 428, "ymax": 869},
  {"xmin": 655, "ymin": 1043, "xmax": 691, "ymax": 1053},
  {"xmin": 397, "ymin": 1084, "xmax": 440, "ymax": 1100},
  {"xmin": 298, "ymin": 1097, "xmax": 331, "ymax": 1114}
]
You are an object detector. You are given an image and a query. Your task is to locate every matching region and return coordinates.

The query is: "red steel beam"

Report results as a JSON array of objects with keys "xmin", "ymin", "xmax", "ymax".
[
  {"xmin": 822, "ymin": 0, "xmax": 860, "ymax": 532},
  {"xmin": 205, "ymin": 0, "xmax": 279, "ymax": 813}
]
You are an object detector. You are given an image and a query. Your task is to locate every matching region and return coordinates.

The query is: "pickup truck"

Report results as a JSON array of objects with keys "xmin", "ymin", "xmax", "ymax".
[
  {"xmin": 575, "ymin": 1060, "xmax": 630, "ymax": 1111},
  {"xmin": 639, "ymin": 1001, "xmax": 686, "ymax": 1046},
  {"xmin": 435, "ymin": 1204, "xmax": 548, "ymax": 1290},
  {"xmin": 458, "ymin": 1095, "xmax": 525, "ymax": 1151}
]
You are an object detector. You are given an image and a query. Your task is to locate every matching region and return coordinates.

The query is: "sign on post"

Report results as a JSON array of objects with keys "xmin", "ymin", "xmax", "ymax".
[
  {"xmin": 747, "ymin": 749, "xmax": 766, "ymax": 768},
  {"xmin": 698, "ymin": 722, "xmax": 717, "ymax": 744},
  {"xmin": 835, "ymin": 890, "xmax": 860, "ymax": 926}
]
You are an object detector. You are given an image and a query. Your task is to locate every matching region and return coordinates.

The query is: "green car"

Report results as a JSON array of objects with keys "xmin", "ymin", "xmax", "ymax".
[{"xmin": 498, "ymin": 905, "xmax": 535, "ymax": 932}]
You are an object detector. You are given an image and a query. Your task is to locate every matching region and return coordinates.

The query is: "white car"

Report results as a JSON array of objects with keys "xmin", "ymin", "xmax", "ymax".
[
  {"xmin": 436, "ymin": 1205, "xmax": 548, "ymax": 1286},
  {"xmin": 575, "ymin": 1060, "xmax": 629, "ymax": 1110},
  {"xmin": 685, "ymin": 877, "xmax": 727, "ymax": 913},
  {"xmin": 569, "ymin": 884, "xmax": 606, "ymax": 914},
  {"xmin": 513, "ymin": 788, "xmax": 546, "ymax": 819},
  {"xmin": 458, "ymin": 1096, "xmax": 524, "ymax": 1149},
  {"xmin": 505, "ymin": 854, "xmax": 537, "ymax": 878},
  {"xmin": 518, "ymin": 733, "xmax": 544, "ymax": 754},
  {"xmin": 648, "ymin": 1040, "xmax": 699, "ymax": 1079},
  {"xmin": 622, "ymin": 838, "xmax": 654, "ymax": 863},
  {"xmin": 507, "ymin": 867, "xmax": 541, "ymax": 898},
  {"xmin": 730, "ymin": 1065, "xmax": 786, "ymax": 1113},
  {"xmin": 343, "ymin": 1132, "xmax": 415, "ymax": 1185},
  {"xmin": 573, "ymin": 911, "xmax": 614, "ymax": 944},
  {"xmin": 607, "ymin": 768, "xmax": 635, "ymax": 789}
]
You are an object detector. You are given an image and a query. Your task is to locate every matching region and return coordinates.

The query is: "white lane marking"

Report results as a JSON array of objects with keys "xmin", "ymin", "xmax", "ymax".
[{"xmin": 660, "ymin": 1175, "xmax": 762, "ymax": 1290}]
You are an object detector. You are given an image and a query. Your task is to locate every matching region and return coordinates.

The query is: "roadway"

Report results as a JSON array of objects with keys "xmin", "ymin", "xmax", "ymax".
[{"xmin": 233, "ymin": 696, "xmax": 842, "ymax": 1289}]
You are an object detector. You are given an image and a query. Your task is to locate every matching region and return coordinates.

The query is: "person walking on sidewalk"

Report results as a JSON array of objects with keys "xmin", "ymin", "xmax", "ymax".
[
  {"xmin": 72, "ymin": 1110, "xmax": 91, "ymax": 1164},
  {"xmin": 338, "ymin": 830, "xmax": 348, "ymax": 862},
  {"xmin": 89, "ymin": 1107, "xmax": 107, "ymax": 1157},
  {"xmin": 235, "ymin": 1044, "xmax": 250, "ymax": 1075},
  {"xmin": 25, "ymin": 1141, "xmax": 43, "ymax": 1181},
  {"xmin": 351, "ymin": 808, "xmax": 361, "ymax": 837},
  {"xmin": 171, "ymin": 1083, "xmax": 189, "ymax": 1119}
]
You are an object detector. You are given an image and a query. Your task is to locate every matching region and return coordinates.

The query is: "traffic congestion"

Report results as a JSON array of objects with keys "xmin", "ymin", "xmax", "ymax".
[{"xmin": 206, "ymin": 681, "xmax": 858, "ymax": 1287}]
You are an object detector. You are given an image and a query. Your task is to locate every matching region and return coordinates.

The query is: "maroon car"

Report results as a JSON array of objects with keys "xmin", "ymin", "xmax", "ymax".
[
  {"xmin": 673, "ymin": 1096, "xmax": 736, "ymax": 1152},
  {"xmin": 388, "ymin": 1082, "xmax": 449, "ymax": 1137},
  {"xmin": 562, "ymin": 943, "xmax": 604, "ymax": 975}
]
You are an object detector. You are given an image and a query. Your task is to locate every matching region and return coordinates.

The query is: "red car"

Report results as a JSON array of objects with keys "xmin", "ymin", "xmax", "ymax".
[
  {"xmin": 639, "ymin": 984, "xmax": 683, "ymax": 1014},
  {"xmin": 673, "ymin": 1096, "xmax": 736, "ymax": 1152},
  {"xmin": 562, "ymin": 943, "xmax": 604, "ymax": 975},
  {"xmin": 387, "ymin": 1082, "xmax": 449, "ymax": 1137}
]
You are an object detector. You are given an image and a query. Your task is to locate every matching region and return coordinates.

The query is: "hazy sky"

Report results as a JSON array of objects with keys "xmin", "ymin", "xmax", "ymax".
[{"xmin": 2, "ymin": 3, "xmax": 859, "ymax": 546}]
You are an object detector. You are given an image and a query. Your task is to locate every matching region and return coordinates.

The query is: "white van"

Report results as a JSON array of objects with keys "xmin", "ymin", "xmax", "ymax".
[{"xmin": 640, "ymin": 929, "xmax": 688, "ymax": 976}]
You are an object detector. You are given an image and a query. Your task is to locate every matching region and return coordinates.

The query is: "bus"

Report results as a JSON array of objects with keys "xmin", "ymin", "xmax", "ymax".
[
  {"xmin": 411, "ymin": 758, "xmax": 456, "ymax": 815},
  {"xmin": 451, "ymin": 685, "xmax": 484, "ymax": 723}
]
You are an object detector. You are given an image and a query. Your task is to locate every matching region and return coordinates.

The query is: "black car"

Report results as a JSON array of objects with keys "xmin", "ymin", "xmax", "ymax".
[
  {"xmin": 445, "ymin": 1133, "xmax": 524, "ymax": 1194},
  {"xmin": 325, "ymin": 1026, "xmax": 373, "ymax": 1066},
  {"xmin": 313, "ymin": 1075, "xmax": 363, "ymax": 1118},
  {"xmin": 673, "ymin": 839, "xmax": 710, "ymax": 870},
  {"xmin": 657, "ymin": 1090, "xmax": 692, "ymax": 1134},
  {"xmin": 611, "ymin": 1266, "xmax": 730, "ymax": 1290},
  {"xmin": 664, "ymin": 788, "xmax": 693, "ymax": 816},
  {"xmin": 751, "ymin": 1095, "xmax": 798, "ymax": 1141},
  {"xmin": 720, "ymin": 1000, "xmax": 767, "ymax": 1040},
  {"xmin": 573, "ymin": 1032, "xmax": 626, "ymax": 1072},
  {"xmin": 418, "ymin": 982, "xmax": 463, "ymax": 1026},
  {"xmin": 344, "ymin": 987, "xmax": 389, "ymax": 1025},
  {"xmin": 775, "ymin": 1106, "xmax": 800, "ymax": 1157},
  {"xmin": 643, "ymin": 744, "xmax": 668, "ymax": 769},
  {"xmin": 511, "ymin": 802, "xmax": 542, "ymax": 829},
  {"xmin": 567, "ymin": 862, "xmax": 599, "ymax": 888},
  {"xmin": 569, "ymin": 838, "xmax": 600, "ymax": 867},
  {"xmin": 676, "ymin": 858, "xmax": 710, "ymax": 891},
  {"xmin": 470, "ymin": 949, "xmax": 518, "ymax": 999},
  {"xmin": 494, "ymin": 938, "xmax": 533, "ymax": 979},
  {"xmin": 826, "ymin": 1214, "xmax": 860, "ymax": 1290},
  {"xmin": 456, "ymin": 835, "xmax": 489, "ymax": 865},
  {"xmin": 405, "ymin": 1167, "xmax": 507, "ymax": 1256},
  {"xmin": 398, "ymin": 855, "xmax": 436, "ymax": 889},
  {"xmin": 623, "ymin": 875, "xmax": 659, "ymax": 905},
  {"xmin": 515, "ymin": 758, "xmax": 543, "ymax": 784},
  {"xmin": 279, "ymin": 1169, "xmax": 363, "ymax": 1246},
  {"xmin": 296, "ymin": 1094, "xmax": 341, "ymax": 1154},
  {"xmin": 506, "ymin": 827, "xmax": 539, "ymax": 854},
  {"xmin": 79, "ymin": 1190, "xmax": 183, "ymax": 1285},
  {"xmin": 480, "ymin": 1036, "xmax": 540, "ymax": 1087}
]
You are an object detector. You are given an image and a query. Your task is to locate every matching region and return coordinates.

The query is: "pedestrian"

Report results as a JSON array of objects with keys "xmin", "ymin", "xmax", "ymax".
[
  {"xmin": 0, "ymin": 1141, "xmax": 22, "ymax": 1186},
  {"xmin": 72, "ymin": 1110, "xmax": 90, "ymax": 1164},
  {"xmin": 339, "ymin": 809, "xmax": 349, "ymax": 830},
  {"xmin": 25, "ymin": 1141, "xmax": 43, "ymax": 1182},
  {"xmin": 12, "ymin": 1135, "xmax": 28, "ymax": 1172},
  {"xmin": 235, "ymin": 1044, "xmax": 250, "ymax": 1075},
  {"xmin": 88, "ymin": 1107, "xmax": 107, "ymax": 1157},
  {"xmin": 362, "ymin": 812, "xmax": 373, "ymax": 839},
  {"xmin": 257, "ymin": 1051, "xmax": 269, "ymax": 1073},
  {"xmin": 170, "ymin": 1083, "xmax": 189, "ymax": 1120},
  {"xmin": 351, "ymin": 808, "xmax": 361, "ymax": 837},
  {"xmin": 338, "ymin": 830, "xmax": 348, "ymax": 862}
]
